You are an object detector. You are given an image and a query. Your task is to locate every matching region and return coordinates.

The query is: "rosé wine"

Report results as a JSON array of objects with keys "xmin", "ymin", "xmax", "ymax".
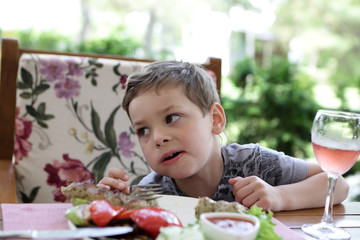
[
  {"xmin": 312, "ymin": 142, "xmax": 360, "ymax": 175},
  {"xmin": 302, "ymin": 110, "xmax": 360, "ymax": 239}
]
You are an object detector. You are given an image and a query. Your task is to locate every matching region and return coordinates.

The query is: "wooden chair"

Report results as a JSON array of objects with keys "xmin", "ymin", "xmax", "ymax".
[{"xmin": 0, "ymin": 37, "xmax": 222, "ymax": 203}]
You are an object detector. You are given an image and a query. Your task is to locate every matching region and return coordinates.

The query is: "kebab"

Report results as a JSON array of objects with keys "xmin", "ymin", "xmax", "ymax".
[{"xmin": 61, "ymin": 179, "xmax": 158, "ymax": 209}]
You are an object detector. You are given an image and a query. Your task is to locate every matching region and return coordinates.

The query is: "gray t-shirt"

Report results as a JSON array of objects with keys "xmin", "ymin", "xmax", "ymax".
[{"xmin": 139, "ymin": 143, "xmax": 308, "ymax": 201}]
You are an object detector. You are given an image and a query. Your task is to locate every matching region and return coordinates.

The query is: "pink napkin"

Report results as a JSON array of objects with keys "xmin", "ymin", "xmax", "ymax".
[
  {"xmin": 273, "ymin": 217, "xmax": 306, "ymax": 240},
  {"xmin": 1, "ymin": 203, "xmax": 73, "ymax": 240}
]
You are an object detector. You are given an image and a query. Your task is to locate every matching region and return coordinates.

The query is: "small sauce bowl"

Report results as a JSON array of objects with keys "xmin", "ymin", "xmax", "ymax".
[{"xmin": 200, "ymin": 212, "xmax": 260, "ymax": 240}]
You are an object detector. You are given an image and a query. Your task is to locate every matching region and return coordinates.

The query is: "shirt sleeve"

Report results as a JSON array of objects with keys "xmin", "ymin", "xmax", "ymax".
[
  {"xmin": 258, "ymin": 145, "xmax": 308, "ymax": 185},
  {"xmin": 221, "ymin": 143, "xmax": 308, "ymax": 186},
  {"xmin": 138, "ymin": 171, "xmax": 158, "ymax": 185}
]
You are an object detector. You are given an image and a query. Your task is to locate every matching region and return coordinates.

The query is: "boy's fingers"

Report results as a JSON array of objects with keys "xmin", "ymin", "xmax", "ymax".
[
  {"xmin": 228, "ymin": 176, "xmax": 242, "ymax": 185},
  {"xmin": 96, "ymin": 183, "xmax": 110, "ymax": 190},
  {"xmin": 108, "ymin": 168, "xmax": 129, "ymax": 181},
  {"xmin": 97, "ymin": 177, "xmax": 130, "ymax": 193},
  {"xmin": 115, "ymin": 181, "xmax": 130, "ymax": 194}
]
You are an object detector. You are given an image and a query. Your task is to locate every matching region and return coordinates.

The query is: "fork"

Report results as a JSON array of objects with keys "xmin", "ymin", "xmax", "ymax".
[{"xmin": 130, "ymin": 183, "xmax": 163, "ymax": 200}]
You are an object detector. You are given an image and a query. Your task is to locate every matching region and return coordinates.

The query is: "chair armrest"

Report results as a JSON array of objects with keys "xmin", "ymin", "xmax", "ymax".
[{"xmin": 0, "ymin": 159, "xmax": 17, "ymax": 203}]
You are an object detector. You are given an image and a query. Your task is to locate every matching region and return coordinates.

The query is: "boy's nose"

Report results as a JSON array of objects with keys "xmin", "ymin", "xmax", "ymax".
[{"xmin": 153, "ymin": 128, "xmax": 170, "ymax": 147}]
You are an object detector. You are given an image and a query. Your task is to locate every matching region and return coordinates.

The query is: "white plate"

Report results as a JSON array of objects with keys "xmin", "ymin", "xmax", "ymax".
[{"xmin": 157, "ymin": 195, "xmax": 199, "ymax": 226}]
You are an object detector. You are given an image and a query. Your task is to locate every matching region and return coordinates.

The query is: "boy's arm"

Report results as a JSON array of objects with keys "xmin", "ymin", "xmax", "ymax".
[
  {"xmin": 276, "ymin": 162, "xmax": 349, "ymax": 211},
  {"xmin": 229, "ymin": 162, "xmax": 349, "ymax": 212}
]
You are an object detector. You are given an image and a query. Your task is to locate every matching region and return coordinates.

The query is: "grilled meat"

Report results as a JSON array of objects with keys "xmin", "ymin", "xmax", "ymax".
[
  {"xmin": 61, "ymin": 179, "xmax": 158, "ymax": 209},
  {"xmin": 194, "ymin": 197, "xmax": 247, "ymax": 218}
]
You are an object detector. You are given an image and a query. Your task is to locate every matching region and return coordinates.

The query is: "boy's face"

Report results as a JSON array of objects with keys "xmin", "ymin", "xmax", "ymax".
[{"xmin": 128, "ymin": 84, "xmax": 220, "ymax": 180}]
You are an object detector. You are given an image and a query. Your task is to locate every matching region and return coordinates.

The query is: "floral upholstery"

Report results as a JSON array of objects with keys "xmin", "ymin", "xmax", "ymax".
[{"xmin": 14, "ymin": 54, "xmax": 152, "ymax": 203}]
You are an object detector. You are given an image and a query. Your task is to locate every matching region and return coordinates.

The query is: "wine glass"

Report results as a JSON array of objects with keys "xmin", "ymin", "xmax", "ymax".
[{"xmin": 302, "ymin": 110, "xmax": 360, "ymax": 240}]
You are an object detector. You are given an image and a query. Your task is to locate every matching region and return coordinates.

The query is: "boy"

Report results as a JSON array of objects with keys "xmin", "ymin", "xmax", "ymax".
[{"xmin": 98, "ymin": 61, "xmax": 349, "ymax": 211}]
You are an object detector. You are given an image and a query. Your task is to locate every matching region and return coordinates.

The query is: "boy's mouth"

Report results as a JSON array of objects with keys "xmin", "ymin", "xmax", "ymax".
[{"xmin": 163, "ymin": 151, "xmax": 182, "ymax": 162}]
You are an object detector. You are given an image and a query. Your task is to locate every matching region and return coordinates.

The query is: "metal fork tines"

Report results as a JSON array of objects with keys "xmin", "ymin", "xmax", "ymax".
[{"xmin": 130, "ymin": 184, "xmax": 163, "ymax": 200}]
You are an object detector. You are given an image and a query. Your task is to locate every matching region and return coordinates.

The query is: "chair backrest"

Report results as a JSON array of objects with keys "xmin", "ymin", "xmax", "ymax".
[{"xmin": 0, "ymin": 37, "xmax": 222, "ymax": 203}]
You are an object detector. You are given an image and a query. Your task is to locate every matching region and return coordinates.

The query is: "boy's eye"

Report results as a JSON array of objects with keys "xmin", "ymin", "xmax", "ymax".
[
  {"xmin": 137, "ymin": 127, "xmax": 149, "ymax": 137},
  {"xmin": 165, "ymin": 114, "xmax": 180, "ymax": 124}
]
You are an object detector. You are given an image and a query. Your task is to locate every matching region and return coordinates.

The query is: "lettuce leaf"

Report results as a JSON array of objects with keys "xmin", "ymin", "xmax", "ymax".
[{"xmin": 247, "ymin": 206, "xmax": 283, "ymax": 240}]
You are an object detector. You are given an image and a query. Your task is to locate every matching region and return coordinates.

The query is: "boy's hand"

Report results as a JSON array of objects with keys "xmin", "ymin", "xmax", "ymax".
[
  {"xmin": 97, "ymin": 168, "xmax": 131, "ymax": 194},
  {"xmin": 229, "ymin": 176, "xmax": 282, "ymax": 211}
]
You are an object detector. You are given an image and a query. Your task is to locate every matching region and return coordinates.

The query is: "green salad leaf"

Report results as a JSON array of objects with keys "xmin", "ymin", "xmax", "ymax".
[
  {"xmin": 248, "ymin": 206, "xmax": 283, "ymax": 240},
  {"xmin": 157, "ymin": 222, "xmax": 209, "ymax": 240}
]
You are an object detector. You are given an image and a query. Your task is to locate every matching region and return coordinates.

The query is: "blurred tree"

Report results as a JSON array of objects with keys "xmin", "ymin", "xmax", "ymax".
[
  {"xmin": 223, "ymin": 56, "xmax": 320, "ymax": 158},
  {"xmin": 77, "ymin": 0, "xmax": 201, "ymax": 59},
  {"xmin": 207, "ymin": 0, "xmax": 256, "ymax": 12},
  {"xmin": 7, "ymin": 29, "xmax": 73, "ymax": 51},
  {"xmin": 272, "ymin": 0, "xmax": 360, "ymax": 110},
  {"xmin": 78, "ymin": 0, "xmax": 91, "ymax": 44},
  {"xmin": 0, "ymin": 27, "xmax": 140, "ymax": 57},
  {"xmin": 77, "ymin": 0, "xmax": 257, "ymax": 59},
  {"xmin": 1, "ymin": 0, "xmax": 257, "ymax": 60},
  {"xmin": 76, "ymin": 26, "xmax": 141, "ymax": 56}
]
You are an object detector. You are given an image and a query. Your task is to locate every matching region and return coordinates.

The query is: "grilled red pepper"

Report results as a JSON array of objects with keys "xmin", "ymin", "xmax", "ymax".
[
  {"xmin": 89, "ymin": 200, "xmax": 126, "ymax": 227},
  {"xmin": 130, "ymin": 207, "xmax": 183, "ymax": 238},
  {"xmin": 89, "ymin": 200, "xmax": 182, "ymax": 238},
  {"xmin": 115, "ymin": 209, "xmax": 137, "ymax": 219}
]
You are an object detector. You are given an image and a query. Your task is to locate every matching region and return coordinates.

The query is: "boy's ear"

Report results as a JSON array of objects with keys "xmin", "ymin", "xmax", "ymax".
[{"xmin": 210, "ymin": 102, "xmax": 226, "ymax": 135}]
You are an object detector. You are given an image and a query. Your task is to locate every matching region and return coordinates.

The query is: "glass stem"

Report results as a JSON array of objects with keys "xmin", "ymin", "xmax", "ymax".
[{"xmin": 321, "ymin": 173, "xmax": 338, "ymax": 224}]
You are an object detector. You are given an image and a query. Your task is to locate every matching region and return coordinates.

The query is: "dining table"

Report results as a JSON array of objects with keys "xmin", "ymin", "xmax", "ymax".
[
  {"xmin": 273, "ymin": 201, "xmax": 360, "ymax": 239},
  {"xmin": 0, "ymin": 200, "xmax": 359, "ymax": 239}
]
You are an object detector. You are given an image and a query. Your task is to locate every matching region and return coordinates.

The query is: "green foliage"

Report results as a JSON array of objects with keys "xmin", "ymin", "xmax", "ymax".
[
  {"xmin": 9, "ymin": 29, "xmax": 73, "ymax": 51},
  {"xmin": 1, "ymin": 27, "xmax": 141, "ymax": 57},
  {"xmin": 223, "ymin": 56, "xmax": 321, "ymax": 158},
  {"xmin": 0, "ymin": 27, "xmax": 175, "ymax": 59},
  {"xmin": 272, "ymin": 0, "xmax": 360, "ymax": 109},
  {"xmin": 77, "ymin": 27, "xmax": 141, "ymax": 56}
]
